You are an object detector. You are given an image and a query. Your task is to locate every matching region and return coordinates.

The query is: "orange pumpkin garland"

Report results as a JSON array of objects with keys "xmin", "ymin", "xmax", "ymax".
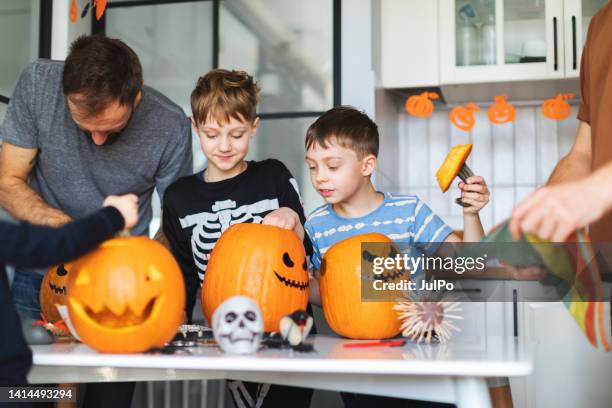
[
  {"xmin": 405, "ymin": 92, "xmax": 439, "ymax": 117},
  {"xmin": 319, "ymin": 233, "xmax": 404, "ymax": 339},
  {"xmin": 541, "ymin": 93, "xmax": 575, "ymax": 120},
  {"xmin": 95, "ymin": 0, "xmax": 107, "ymax": 20},
  {"xmin": 70, "ymin": 0, "xmax": 78, "ymax": 22},
  {"xmin": 488, "ymin": 95, "xmax": 516, "ymax": 124},
  {"xmin": 67, "ymin": 236, "xmax": 185, "ymax": 353},
  {"xmin": 202, "ymin": 223, "xmax": 309, "ymax": 332},
  {"xmin": 449, "ymin": 102, "xmax": 480, "ymax": 131}
]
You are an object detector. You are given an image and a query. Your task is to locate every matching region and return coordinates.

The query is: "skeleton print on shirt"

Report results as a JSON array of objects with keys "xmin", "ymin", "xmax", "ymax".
[{"xmin": 179, "ymin": 198, "xmax": 281, "ymax": 283}]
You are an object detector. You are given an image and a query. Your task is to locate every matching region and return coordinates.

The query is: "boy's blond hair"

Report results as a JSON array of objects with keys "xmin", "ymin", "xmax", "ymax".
[
  {"xmin": 191, "ymin": 69, "xmax": 260, "ymax": 127},
  {"xmin": 305, "ymin": 106, "xmax": 379, "ymax": 158}
]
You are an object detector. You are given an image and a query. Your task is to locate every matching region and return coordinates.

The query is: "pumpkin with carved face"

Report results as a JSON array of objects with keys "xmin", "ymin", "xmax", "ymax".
[
  {"xmin": 320, "ymin": 233, "xmax": 403, "ymax": 339},
  {"xmin": 40, "ymin": 263, "xmax": 73, "ymax": 323},
  {"xmin": 202, "ymin": 223, "xmax": 309, "ymax": 332},
  {"xmin": 66, "ymin": 237, "xmax": 185, "ymax": 353}
]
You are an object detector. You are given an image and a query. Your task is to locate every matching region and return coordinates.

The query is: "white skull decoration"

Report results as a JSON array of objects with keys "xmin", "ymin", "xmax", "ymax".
[{"xmin": 212, "ymin": 296, "xmax": 264, "ymax": 354}]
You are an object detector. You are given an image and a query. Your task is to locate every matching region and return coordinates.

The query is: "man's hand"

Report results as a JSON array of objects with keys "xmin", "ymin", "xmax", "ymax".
[
  {"xmin": 501, "ymin": 263, "xmax": 547, "ymax": 281},
  {"xmin": 509, "ymin": 177, "xmax": 609, "ymax": 241}
]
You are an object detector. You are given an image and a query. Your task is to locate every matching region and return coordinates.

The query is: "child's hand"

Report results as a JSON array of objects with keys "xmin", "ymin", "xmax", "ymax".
[
  {"xmin": 458, "ymin": 176, "xmax": 490, "ymax": 214},
  {"xmin": 262, "ymin": 207, "xmax": 300, "ymax": 231},
  {"xmin": 103, "ymin": 194, "xmax": 139, "ymax": 229}
]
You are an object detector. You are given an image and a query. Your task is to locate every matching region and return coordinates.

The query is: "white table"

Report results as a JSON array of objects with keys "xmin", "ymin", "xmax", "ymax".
[{"xmin": 28, "ymin": 335, "xmax": 534, "ymax": 408}]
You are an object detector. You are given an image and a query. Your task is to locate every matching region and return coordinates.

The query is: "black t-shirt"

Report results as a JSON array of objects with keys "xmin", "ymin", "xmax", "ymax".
[{"xmin": 163, "ymin": 159, "xmax": 311, "ymax": 319}]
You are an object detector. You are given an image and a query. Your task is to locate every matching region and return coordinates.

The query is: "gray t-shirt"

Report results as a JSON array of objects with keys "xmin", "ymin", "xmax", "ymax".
[{"xmin": 0, "ymin": 59, "xmax": 193, "ymax": 236}]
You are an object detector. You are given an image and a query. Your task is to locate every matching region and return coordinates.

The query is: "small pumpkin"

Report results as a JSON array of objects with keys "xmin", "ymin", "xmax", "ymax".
[
  {"xmin": 488, "ymin": 95, "xmax": 516, "ymax": 124},
  {"xmin": 405, "ymin": 92, "xmax": 439, "ymax": 118},
  {"xmin": 40, "ymin": 263, "xmax": 73, "ymax": 323},
  {"xmin": 67, "ymin": 236, "xmax": 185, "ymax": 353},
  {"xmin": 450, "ymin": 102, "xmax": 480, "ymax": 132},
  {"xmin": 436, "ymin": 144, "xmax": 473, "ymax": 193},
  {"xmin": 541, "ymin": 93, "xmax": 575, "ymax": 120},
  {"xmin": 319, "ymin": 233, "xmax": 404, "ymax": 339},
  {"xmin": 202, "ymin": 223, "xmax": 309, "ymax": 332}
]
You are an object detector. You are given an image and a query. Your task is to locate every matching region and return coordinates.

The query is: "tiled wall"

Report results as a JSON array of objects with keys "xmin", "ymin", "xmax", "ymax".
[{"xmin": 376, "ymin": 93, "xmax": 580, "ymax": 233}]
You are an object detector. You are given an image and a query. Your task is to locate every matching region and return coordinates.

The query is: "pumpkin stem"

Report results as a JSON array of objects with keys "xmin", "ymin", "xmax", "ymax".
[{"xmin": 116, "ymin": 229, "xmax": 132, "ymax": 238}]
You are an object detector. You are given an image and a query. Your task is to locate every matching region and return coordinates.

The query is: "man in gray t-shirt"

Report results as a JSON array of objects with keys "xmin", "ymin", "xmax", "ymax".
[{"xmin": 0, "ymin": 35, "xmax": 192, "ymax": 321}]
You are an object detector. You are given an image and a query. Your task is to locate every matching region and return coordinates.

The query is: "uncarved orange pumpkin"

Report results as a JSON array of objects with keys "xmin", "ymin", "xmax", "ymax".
[
  {"xmin": 450, "ymin": 102, "xmax": 479, "ymax": 132},
  {"xmin": 405, "ymin": 92, "xmax": 439, "ymax": 117},
  {"xmin": 67, "ymin": 236, "xmax": 185, "ymax": 353},
  {"xmin": 541, "ymin": 93, "xmax": 575, "ymax": 120},
  {"xmin": 202, "ymin": 223, "xmax": 309, "ymax": 332},
  {"xmin": 488, "ymin": 95, "xmax": 516, "ymax": 124},
  {"xmin": 319, "ymin": 233, "xmax": 403, "ymax": 339},
  {"xmin": 40, "ymin": 263, "xmax": 73, "ymax": 323}
]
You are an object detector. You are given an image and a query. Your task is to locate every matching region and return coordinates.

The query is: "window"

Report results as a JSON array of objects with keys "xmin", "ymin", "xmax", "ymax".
[
  {"xmin": 0, "ymin": 0, "xmax": 51, "ymax": 123},
  {"xmin": 97, "ymin": 0, "xmax": 339, "ymax": 215}
]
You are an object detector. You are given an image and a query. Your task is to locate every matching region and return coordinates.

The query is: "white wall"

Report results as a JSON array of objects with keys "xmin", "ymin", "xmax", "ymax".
[
  {"xmin": 341, "ymin": 0, "xmax": 375, "ymax": 117},
  {"xmin": 51, "ymin": 0, "xmax": 91, "ymax": 60}
]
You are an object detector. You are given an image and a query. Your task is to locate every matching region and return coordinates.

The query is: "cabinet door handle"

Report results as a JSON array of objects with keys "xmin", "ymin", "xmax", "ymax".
[
  {"xmin": 572, "ymin": 15, "xmax": 577, "ymax": 70},
  {"xmin": 553, "ymin": 17, "xmax": 559, "ymax": 71},
  {"xmin": 513, "ymin": 289, "xmax": 518, "ymax": 337}
]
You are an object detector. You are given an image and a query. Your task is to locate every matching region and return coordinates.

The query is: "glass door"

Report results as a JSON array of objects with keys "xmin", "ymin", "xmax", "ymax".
[
  {"xmin": 503, "ymin": 0, "xmax": 548, "ymax": 66},
  {"xmin": 0, "ymin": 0, "xmax": 45, "ymax": 122}
]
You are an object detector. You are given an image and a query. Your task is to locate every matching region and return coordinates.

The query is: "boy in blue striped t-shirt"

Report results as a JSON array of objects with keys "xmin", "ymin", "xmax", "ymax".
[{"xmin": 303, "ymin": 106, "xmax": 514, "ymax": 408}]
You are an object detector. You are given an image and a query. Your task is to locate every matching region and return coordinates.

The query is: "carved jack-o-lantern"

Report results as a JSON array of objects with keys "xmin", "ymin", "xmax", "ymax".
[
  {"xmin": 541, "ymin": 93, "xmax": 575, "ymax": 120},
  {"xmin": 319, "ymin": 233, "xmax": 404, "ymax": 339},
  {"xmin": 488, "ymin": 95, "xmax": 516, "ymax": 124},
  {"xmin": 67, "ymin": 237, "xmax": 185, "ymax": 353},
  {"xmin": 40, "ymin": 263, "xmax": 73, "ymax": 323},
  {"xmin": 202, "ymin": 223, "xmax": 309, "ymax": 332},
  {"xmin": 450, "ymin": 102, "xmax": 480, "ymax": 132},
  {"xmin": 405, "ymin": 92, "xmax": 439, "ymax": 118}
]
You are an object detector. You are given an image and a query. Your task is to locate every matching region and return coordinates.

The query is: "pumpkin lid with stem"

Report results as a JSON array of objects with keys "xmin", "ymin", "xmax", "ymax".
[{"xmin": 436, "ymin": 144, "xmax": 473, "ymax": 193}]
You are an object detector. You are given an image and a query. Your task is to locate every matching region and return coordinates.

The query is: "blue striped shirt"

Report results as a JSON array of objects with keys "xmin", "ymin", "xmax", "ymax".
[{"xmin": 305, "ymin": 193, "xmax": 453, "ymax": 277}]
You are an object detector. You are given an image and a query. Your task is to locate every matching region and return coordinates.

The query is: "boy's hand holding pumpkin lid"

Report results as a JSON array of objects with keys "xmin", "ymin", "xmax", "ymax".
[{"xmin": 436, "ymin": 144, "xmax": 473, "ymax": 193}]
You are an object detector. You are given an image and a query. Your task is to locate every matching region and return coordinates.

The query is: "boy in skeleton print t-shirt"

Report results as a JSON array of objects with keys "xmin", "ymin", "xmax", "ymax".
[{"xmin": 162, "ymin": 69, "xmax": 313, "ymax": 408}]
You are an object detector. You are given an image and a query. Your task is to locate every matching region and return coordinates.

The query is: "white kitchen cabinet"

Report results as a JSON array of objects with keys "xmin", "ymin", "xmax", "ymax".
[
  {"xmin": 378, "ymin": 0, "xmax": 439, "ymax": 88},
  {"xmin": 439, "ymin": 0, "xmax": 608, "ymax": 84},
  {"xmin": 378, "ymin": 0, "xmax": 608, "ymax": 87},
  {"xmin": 439, "ymin": 0, "xmax": 566, "ymax": 84}
]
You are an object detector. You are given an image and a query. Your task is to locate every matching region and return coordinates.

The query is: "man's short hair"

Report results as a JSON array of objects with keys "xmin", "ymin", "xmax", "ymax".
[
  {"xmin": 191, "ymin": 69, "xmax": 260, "ymax": 127},
  {"xmin": 305, "ymin": 106, "xmax": 379, "ymax": 158},
  {"xmin": 63, "ymin": 34, "xmax": 143, "ymax": 115}
]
